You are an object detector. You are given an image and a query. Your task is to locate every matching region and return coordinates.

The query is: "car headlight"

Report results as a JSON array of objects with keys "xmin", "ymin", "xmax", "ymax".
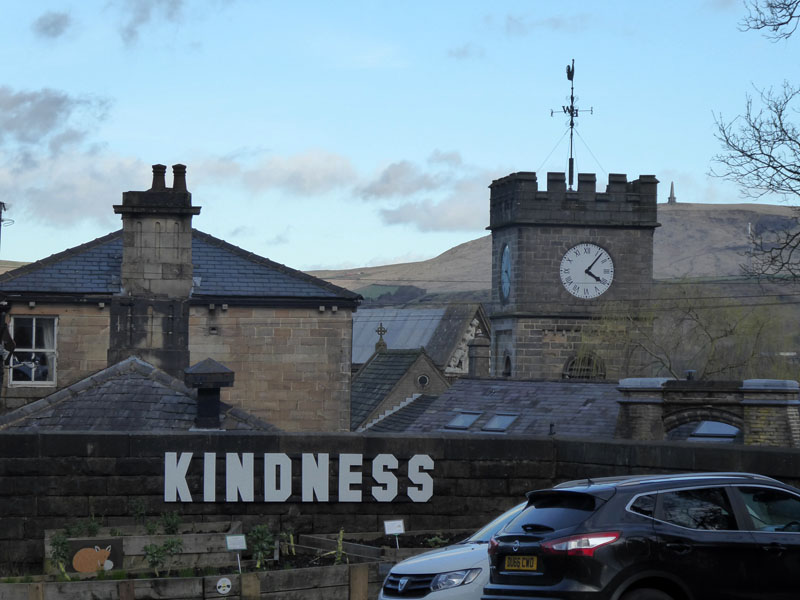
[{"xmin": 430, "ymin": 568, "xmax": 481, "ymax": 591}]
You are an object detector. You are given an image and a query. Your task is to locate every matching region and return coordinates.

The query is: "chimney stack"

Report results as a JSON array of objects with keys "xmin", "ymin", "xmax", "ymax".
[
  {"xmin": 108, "ymin": 163, "xmax": 202, "ymax": 378},
  {"xmin": 150, "ymin": 164, "xmax": 167, "ymax": 191},
  {"xmin": 172, "ymin": 164, "xmax": 187, "ymax": 192},
  {"xmin": 185, "ymin": 358, "xmax": 235, "ymax": 430}
]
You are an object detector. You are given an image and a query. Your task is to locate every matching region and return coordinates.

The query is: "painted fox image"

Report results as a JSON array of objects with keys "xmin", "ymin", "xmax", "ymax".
[{"xmin": 72, "ymin": 545, "xmax": 113, "ymax": 573}]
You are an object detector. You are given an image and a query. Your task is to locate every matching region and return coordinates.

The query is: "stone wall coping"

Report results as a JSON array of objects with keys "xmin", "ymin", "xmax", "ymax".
[
  {"xmin": 742, "ymin": 379, "xmax": 800, "ymax": 391},
  {"xmin": 618, "ymin": 378, "xmax": 672, "ymax": 390}
]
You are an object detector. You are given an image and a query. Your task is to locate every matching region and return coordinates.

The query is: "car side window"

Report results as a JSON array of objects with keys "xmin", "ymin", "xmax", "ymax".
[
  {"xmin": 660, "ymin": 487, "xmax": 737, "ymax": 531},
  {"xmin": 738, "ymin": 486, "xmax": 800, "ymax": 532},
  {"xmin": 630, "ymin": 494, "xmax": 656, "ymax": 518}
]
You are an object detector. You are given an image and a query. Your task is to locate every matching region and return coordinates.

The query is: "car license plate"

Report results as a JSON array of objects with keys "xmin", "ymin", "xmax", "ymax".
[{"xmin": 505, "ymin": 555, "xmax": 538, "ymax": 571}]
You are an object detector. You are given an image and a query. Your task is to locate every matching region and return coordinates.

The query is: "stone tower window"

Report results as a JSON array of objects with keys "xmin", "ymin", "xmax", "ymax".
[
  {"xmin": 503, "ymin": 355, "xmax": 512, "ymax": 378},
  {"xmin": 562, "ymin": 354, "xmax": 605, "ymax": 380}
]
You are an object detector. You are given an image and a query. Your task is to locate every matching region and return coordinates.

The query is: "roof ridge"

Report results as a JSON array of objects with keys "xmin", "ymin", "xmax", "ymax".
[
  {"xmin": 0, "ymin": 230, "xmax": 122, "ymax": 283},
  {"xmin": 192, "ymin": 229, "xmax": 361, "ymax": 300}
]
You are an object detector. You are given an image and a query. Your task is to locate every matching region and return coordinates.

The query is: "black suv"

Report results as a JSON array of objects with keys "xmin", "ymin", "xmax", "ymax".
[{"xmin": 483, "ymin": 472, "xmax": 800, "ymax": 600}]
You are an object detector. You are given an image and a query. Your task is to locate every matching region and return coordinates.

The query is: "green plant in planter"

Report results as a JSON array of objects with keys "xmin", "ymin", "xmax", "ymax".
[
  {"xmin": 425, "ymin": 534, "xmax": 448, "ymax": 547},
  {"xmin": 129, "ymin": 498, "xmax": 147, "ymax": 525},
  {"xmin": 144, "ymin": 538, "xmax": 183, "ymax": 577},
  {"xmin": 63, "ymin": 521, "xmax": 84, "ymax": 538},
  {"xmin": 279, "ymin": 530, "xmax": 296, "ymax": 556},
  {"xmin": 86, "ymin": 514, "xmax": 101, "ymax": 537},
  {"xmin": 49, "ymin": 531, "xmax": 71, "ymax": 581},
  {"xmin": 248, "ymin": 525, "xmax": 276, "ymax": 569},
  {"xmin": 145, "ymin": 520, "xmax": 159, "ymax": 535},
  {"xmin": 317, "ymin": 528, "xmax": 348, "ymax": 565},
  {"xmin": 160, "ymin": 511, "xmax": 181, "ymax": 535},
  {"xmin": 109, "ymin": 528, "xmax": 123, "ymax": 537}
]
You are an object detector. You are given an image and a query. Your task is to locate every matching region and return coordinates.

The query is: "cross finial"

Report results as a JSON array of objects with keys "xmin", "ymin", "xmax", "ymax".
[{"xmin": 375, "ymin": 322, "xmax": 388, "ymax": 352}]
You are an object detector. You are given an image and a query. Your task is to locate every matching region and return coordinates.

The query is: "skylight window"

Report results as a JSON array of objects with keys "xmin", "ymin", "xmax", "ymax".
[
  {"xmin": 482, "ymin": 413, "xmax": 518, "ymax": 432},
  {"xmin": 445, "ymin": 411, "xmax": 482, "ymax": 430}
]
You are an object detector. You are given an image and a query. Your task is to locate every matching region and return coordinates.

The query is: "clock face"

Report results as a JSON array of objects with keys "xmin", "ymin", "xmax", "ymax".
[
  {"xmin": 500, "ymin": 244, "xmax": 511, "ymax": 301},
  {"xmin": 559, "ymin": 243, "xmax": 614, "ymax": 299}
]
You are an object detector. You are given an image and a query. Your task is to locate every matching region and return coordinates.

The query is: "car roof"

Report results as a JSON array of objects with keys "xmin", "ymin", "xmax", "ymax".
[{"xmin": 551, "ymin": 472, "xmax": 783, "ymax": 494}]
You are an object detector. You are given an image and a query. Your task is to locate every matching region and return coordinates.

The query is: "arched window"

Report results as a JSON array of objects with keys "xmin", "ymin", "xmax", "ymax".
[
  {"xmin": 562, "ymin": 354, "xmax": 605, "ymax": 380},
  {"xmin": 503, "ymin": 355, "xmax": 512, "ymax": 378}
]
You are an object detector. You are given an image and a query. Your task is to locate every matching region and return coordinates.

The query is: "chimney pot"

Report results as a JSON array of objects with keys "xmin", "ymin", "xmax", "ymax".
[
  {"xmin": 150, "ymin": 164, "xmax": 167, "ymax": 191},
  {"xmin": 172, "ymin": 164, "xmax": 187, "ymax": 191}
]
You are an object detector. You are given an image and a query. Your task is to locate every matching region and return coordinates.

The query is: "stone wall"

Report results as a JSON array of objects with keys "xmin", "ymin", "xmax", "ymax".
[
  {"xmin": 0, "ymin": 304, "xmax": 353, "ymax": 434},
  {"xmin": 1, "ymin": 304, "xmax": 110, "ymax": 412},
  {"xmin": 3, "ymin": 431, "xmax": 800, "ymax": 574},
  {"xmin": 189, "ymin": 306, "xmax": 353, "ymax": 431}
]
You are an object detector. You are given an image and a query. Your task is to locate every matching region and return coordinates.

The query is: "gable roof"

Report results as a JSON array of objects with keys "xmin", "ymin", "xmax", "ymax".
[
  {"xmin": 0, "ymin": 230, "xmax": 360, "ymax": 305},
  {"xmin": 350, "ymin": 349, "xmax": 428, "ymax": 430},
  {"xmin": 0, "ymin": 356, "xmax": 278, "ymax": 432},
  {"xmin": 365, "ymin": 378, "xmax": 623, "ymax": 438},
  {"xmin": 352, "ymin": 304, "xmax": 486, "ymax": 367}
]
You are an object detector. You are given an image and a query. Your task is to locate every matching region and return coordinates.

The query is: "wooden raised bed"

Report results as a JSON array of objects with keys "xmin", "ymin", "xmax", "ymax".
[
  {"xmin": 0, "ymin": 562, "xmax": 387, "ymax": 600},
  {"xmin": 43, "ymin": 521, "xmax": 243, "ymax": 576}
]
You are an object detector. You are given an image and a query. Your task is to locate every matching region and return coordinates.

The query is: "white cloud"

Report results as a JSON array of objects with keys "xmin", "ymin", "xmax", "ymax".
[
  {"xmin": 379, "ymin": 172, "xmax": 493, "ymax": 232},
  {"xmin": 196, "ymin": 150, "xmax": 357, "ymax": 196},
  {"xmin": 115, "ymin": 0, "xmax": 185, "ymax": 45},
  {"xmin": 358, "ymin": 161, "xmax": 442, "ymax": 199},
  {"xmin": 31, "ymin": 11, "xmax": 72, "ymax": 39},
  {"xmin": 0, "ymin": 152, "xmax": 145, "ymax": 227}
]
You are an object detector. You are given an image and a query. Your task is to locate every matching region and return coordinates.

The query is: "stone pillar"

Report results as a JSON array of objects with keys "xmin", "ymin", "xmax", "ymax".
[
  {"xmin": 615, "ymin": 378, "xmax": 670, "ymax": 440},
  {"xmin": 467, "ymin": 332, "xmax": 491, "ymax": 378}
]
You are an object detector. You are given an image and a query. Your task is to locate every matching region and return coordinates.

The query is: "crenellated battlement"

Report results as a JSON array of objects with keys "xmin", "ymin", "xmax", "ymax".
[{"xmin": 489, "ymin": 171, "xmax": 659, "ymax": 230}]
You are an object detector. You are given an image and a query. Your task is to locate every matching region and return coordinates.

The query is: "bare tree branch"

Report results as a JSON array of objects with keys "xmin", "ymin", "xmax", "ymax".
[{"xmin": 741, "ymin": 0, "xmax": 800, "ymax": 40}]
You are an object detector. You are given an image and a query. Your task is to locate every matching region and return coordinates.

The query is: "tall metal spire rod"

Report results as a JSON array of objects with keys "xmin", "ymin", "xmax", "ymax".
[{"xmin": 551, "ymin": 59, "xmax": 592, "ymax": 190}]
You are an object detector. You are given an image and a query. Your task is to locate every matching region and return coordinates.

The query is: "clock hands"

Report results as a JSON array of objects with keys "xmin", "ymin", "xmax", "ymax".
[
  {"xmin": 584, "ymin": 268, "xmax": 602, "ymax": 282},
  {"xmin": 584, "ymin": 252, "xmax": 603, "ymax": 282}
]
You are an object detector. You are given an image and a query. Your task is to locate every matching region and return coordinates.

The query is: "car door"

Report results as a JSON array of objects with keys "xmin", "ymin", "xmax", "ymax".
[
  {"xmin": 651, "ymin": 486, "xmax": 755, "ymax": 599},
  {"xmin": 731, "ymin": 485, "xmax": 800, "ymax": 600}
]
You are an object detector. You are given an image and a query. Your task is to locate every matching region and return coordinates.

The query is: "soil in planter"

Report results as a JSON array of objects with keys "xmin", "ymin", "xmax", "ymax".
[{"xmin": 354, "ymin": 533, "xmax": 462, "ymax": 549}]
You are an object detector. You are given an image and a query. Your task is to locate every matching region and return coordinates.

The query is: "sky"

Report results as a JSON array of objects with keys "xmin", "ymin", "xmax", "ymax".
[{"xmin": 0, "ymin": 0, "xmax": 796, "ymax": 271}]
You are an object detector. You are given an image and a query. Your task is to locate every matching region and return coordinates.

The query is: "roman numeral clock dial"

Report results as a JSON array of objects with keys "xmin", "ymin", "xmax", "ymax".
[{"xmin": 559, "ymin": 243, "xmax": 614, "ymax": 299}]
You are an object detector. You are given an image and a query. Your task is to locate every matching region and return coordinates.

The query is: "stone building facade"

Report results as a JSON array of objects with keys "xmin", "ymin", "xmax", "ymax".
[
  {"xmin": 488, "ymin": 171, "xmax": 659, "ymax": 380},
  {"xmin": 0, "ymin": 165, "xmax": 360, "ymax": 431}
]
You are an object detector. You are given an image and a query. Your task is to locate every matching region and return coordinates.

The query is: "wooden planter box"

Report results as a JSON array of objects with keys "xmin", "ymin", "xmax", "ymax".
[
  {"xmin": 0, "ymin": 562, "xmax": 388, "ymax": 600},
  {"xmin": 43, "ymin": 522, "xmax": 243, "ymax": 576}
]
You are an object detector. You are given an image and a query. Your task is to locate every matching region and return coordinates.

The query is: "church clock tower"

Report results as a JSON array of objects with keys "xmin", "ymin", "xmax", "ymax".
[{"xmin": 488, "ymin": 170, "xmax": 659, "ymax": 380}]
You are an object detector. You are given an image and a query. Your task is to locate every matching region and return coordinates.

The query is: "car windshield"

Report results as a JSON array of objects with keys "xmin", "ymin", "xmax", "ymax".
[
  {"xmin": 505, "ymin": 491, "xmax": 599, "ymax": 533},
  {"xmin": 464, "ymin": 502, "xmax": 527, "ymax": 543}
]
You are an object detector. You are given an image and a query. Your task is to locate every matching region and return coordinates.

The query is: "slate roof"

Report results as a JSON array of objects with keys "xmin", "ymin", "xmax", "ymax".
[
  {"xmin": 0, "ymin": 230, "xmax": 360, "ymax": 303},
  {"xmin": 363, "ymin": 394, "xmax": 439, "ymax": 433},
  {"xmin": 363, "ymin": 378, "xmax": 622, "ymax": 438},
  {"xmin": 350, "ymin": 349, "xmax": 425, "ymax": 430},
  {"xmin": 352, "ymin": 305, "xmax": 485, "ymax": 366},
  {"xmin": 0, "ymin": 356, "xmax": 278, "ymax": 432}
]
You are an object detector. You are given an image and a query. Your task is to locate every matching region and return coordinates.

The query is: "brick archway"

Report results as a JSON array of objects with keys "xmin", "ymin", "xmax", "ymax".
[{"xmin": 663, "ymin": 407, "xmax": 744, "ymax": 435}]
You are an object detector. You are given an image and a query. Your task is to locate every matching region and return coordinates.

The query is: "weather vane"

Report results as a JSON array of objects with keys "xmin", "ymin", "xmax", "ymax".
[{"xmin": 551, "ymin": 59, "xmax": 593, "ymax": 190}]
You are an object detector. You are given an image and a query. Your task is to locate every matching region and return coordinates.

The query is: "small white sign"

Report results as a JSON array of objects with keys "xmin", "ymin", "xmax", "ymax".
[
  {"xmin": 384, "ymin": 519, "xmax": 405, "ymax": 535},
  {"xmin": 216, "ymin": 577, "xmax": 232, "ymax": 595},
  {"xmin": 226, "ymin": 534, "xmax": 247, "ymax": 551}
]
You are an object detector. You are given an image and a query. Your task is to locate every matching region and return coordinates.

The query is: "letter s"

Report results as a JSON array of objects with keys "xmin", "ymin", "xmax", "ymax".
[
  {"xmin": 371, "ymin": 454, "xmax": 398, "ymax": 502},
  {"xmin": 407, "ymin": 454, "xmax": 434, "ymax": 502}
]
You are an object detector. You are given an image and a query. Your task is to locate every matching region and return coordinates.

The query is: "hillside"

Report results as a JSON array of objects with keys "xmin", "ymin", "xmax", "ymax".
[{"xmin": 309, "ymin": 203, "xmax": 799, "ymax": 300}]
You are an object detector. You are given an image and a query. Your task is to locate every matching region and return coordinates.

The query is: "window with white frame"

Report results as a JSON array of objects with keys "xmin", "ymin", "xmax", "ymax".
[{"xmin": 9, "ymin": 316, "xmax": 57, "ymax": 385}]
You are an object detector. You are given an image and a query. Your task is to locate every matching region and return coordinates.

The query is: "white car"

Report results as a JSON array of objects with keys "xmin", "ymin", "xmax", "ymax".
[{"xmin": 378, "ymin": 502, "xmax": 526, "ymax": 599}]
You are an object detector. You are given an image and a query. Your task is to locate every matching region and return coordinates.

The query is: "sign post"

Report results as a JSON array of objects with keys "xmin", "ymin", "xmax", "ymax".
[
  {"xmin": 226, "ymin": 534, "xmax": 248, "ymax": 574},
  {"xmin": 383, "ymin": 519, "xmax": 405, "ymax": 549}
]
